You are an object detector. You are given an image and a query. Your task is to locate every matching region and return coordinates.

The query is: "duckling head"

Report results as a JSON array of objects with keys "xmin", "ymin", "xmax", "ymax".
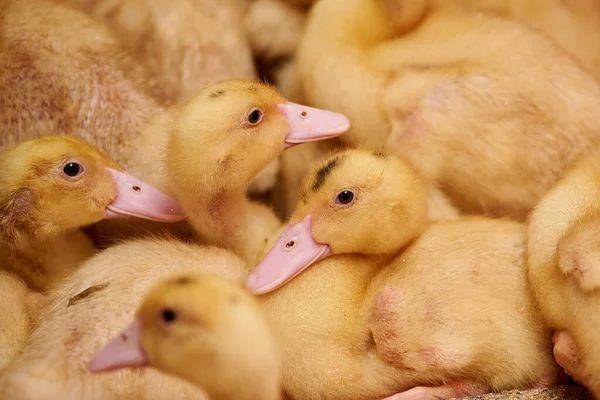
[
  {"xmin": 247, "ymin": 149, "xmax": 429, "ymax": 294},
  {"xmin": 167, "ymin": 79, "xmax": 350, "ymax": 193},
  {"xmin": 88, "ymin": 273, "xmax": 280, "ymax": 400},
  {"xmin": 0, "ymin": 136, "xmax": 185, "ymax": 240}
]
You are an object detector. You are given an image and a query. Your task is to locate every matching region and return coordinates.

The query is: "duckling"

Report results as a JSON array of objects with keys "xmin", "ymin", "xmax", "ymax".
[
  {"xmin": 297, "ymin": 0, "xmax": 600, "ymax": 220},
  {"xmin": 247, "ymin": 149, "xmax": 562, "ymax": 400},
  {"xmin": 165, "ymin": 79, "xmax": 350, "ymax": 263},
  {"xmin": 0, "ymin": 239, "xmax": 247, "ymax": 399},
  {"xmin": 0, "ymin": 136, "xmax": 185, "ymax": 291},
  {"xmin": 88, "ymin": 273, "xmax": 281, "ymax": 400},
  {"xmin": 0, "ymin": 271, "xmax": 46, "ymax": 369},
  {"xmin": 528, "ymin": 145, "xmax": 600, "ymax": 398}
]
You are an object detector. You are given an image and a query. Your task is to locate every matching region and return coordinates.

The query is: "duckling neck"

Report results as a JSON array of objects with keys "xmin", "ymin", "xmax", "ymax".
[
  {"xmin": 1, "ymin": 229, "xmax": 96, "ymax": 291},
  {"xmin": 183, "ymin": 189, "xmax": 281, "ymax": 265}
]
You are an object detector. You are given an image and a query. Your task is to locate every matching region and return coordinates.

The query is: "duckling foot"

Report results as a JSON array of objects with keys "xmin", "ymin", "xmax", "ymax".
[
  {"xmin": 382, "ymin": 381, "xmax": 488, "ymax": 400},
  {"xmin": 553, "ymin": 331, "xmax": 593, "ymax": 389}
]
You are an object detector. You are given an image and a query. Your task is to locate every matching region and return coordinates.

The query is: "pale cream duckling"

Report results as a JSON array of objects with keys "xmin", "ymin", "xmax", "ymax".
[
  {"xmin": 0, "ymin": 0, "xmax": 169, "ymax": 188},
  {"xmin": 528, "ymin": 145, "xmax": 600, "ymax": 398},
  {"xmin": 247, "ymin": 149, "xmax": 563, "ymax": 400},
  {"xmin": 0, "ymin": 271, "xmax": 47, "ymax": 369},
  {"xmin": 165, "ymin": 79, "xmax": 349, "ymax": 263},
  {"xmin": 297, "ymin": 0, "xmax": 600, "ymax": 220},
  {"xmin": 88, "ymin": 273, "xmax": 281, "ymax": 400},
  {"xmin": 58, "ymin": 0, "xmax": 256, "ymax": 106},
  {"xmin": 0, "ymin": 239, "xmax": 248, "ymax": 400},
  {"xmin": 0, "ymin": 136, "xmax": 184, "ymax": 291}
]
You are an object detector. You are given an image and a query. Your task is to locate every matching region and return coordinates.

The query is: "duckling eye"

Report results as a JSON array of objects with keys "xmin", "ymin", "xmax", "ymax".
[
  {"xmin": 247, "ymin": 108, "xmax": 263, "ymax": 125},
  {"xmin": 160, "ymin": 308, "xmax": 177, "ymax": 324},
  {"xmin": 62, "ymin": 162, "xmax": 84, "ymax": 179},
  {"xmin": 335, "ymin": 190, "xmax": 355, "ymax": 206}
]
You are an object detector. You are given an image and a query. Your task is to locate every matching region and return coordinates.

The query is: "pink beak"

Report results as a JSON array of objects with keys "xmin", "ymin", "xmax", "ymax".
[
  {"xmin": 246, "ymin": 214, "xmax": 333, "ymax": 294},
  {"xmin": 277, "ymin": 102, "xmax": 350, "ymax": 149},
  {"xmin": 104, "ymin": 168, "xmax": 186, "ymax": 223},
  {"xmin": 88, "ymin": 319, "xmax": 148, "ymax": 373}
]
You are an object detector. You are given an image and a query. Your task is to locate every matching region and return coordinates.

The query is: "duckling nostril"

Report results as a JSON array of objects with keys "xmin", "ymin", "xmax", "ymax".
[
  {"xmin": 121, "ymin": 333, "xmax": 128, "ymax": 341},
  {"xmin": 300, "ymin": 111, "xmax": 308, "ymax": 119},
  {"xmin": 284, "ymin": 240, "xmax": 297, "ymax": 251},
  {"xmin": 132, "ymin": 185, "xmax": 141, "ymax": 192}
]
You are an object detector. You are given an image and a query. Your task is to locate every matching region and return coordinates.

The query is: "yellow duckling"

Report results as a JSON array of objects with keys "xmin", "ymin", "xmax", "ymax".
[
  {"xmin": 0, "ymin": 136, "xmax": 184, "ymax": 291},
  {"xmin": 247, "ymin": 149, "xmax": 562, "ymax": 399},
  {"xmin": 0, "ymin": 239, "xmax": 246, "ymax": 399},
  {"xmin": 89, "ymin": 273, "xmax": 281, "ymax": 400},
  {"xmin": 296, "ymin": 0, "xmax": 600, "ymax": 220},
  {"xmin": 164, "ymin": 79, "xmax": 350, "ymax": 263},
  {"xmin": 528, "ymin": 145, "xmax": 600, "ymax": 398}
]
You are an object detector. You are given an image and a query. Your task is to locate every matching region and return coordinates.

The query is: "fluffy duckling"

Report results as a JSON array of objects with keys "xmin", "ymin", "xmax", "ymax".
[
  {"xmin": 0, "ymin": 136, "xmax": 184, "ymax": 291},
  {"xmin": 88, "ymin": 273, "xmax": 281, "ymax": 400},
  {"xmin": 247, "ymin": 149, "xmax": 562, "ymax": 400},
  {"xmin": 0, "ymin": 239, "xmax": 247, "ymax": 399},
  {"xmin": 297, "ymin": 0, "xmax": 600, "ymax": 220},
  {"xmin": 528, "ymin": 146, "xmax": 600, "ymax": 398},
  {"xmin": 165, "ymin": 79, "xmax": 349, "ymax": 263},
  {"xmin": 0, "ymin": 271, "xmax": 46, "ymax": 369}
]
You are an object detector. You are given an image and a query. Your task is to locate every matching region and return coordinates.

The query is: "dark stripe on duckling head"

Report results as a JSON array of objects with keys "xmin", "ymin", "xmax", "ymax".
[
  {"xmin": 209, "ymin": 89, "xmax": 225, "ymax": 99},
  {"xmin": 173, "ymin": 276, "xmax": 193, "ymax": 285},
  {"xmin": 311, "ymin": 157, "xmax": 340, "ymax": 192},
  {"xmin": 67, "ymin": 283, "xmax": 109, "ymax": 307}
]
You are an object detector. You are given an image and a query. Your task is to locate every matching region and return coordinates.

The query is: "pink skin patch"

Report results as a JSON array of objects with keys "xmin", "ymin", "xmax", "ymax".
[
  {"xmin": 88, "ymin": 319, "xmax": 148, "ymax": 373},
  {"xmin": 382, "ymin": 380, "xmax": 487, "ymax": 400},
  {"xmin": 277, "ymin": 102, "xmax": 350, "ymax": 149},
  {"xmin": 552, "ymin": 330, "xmax": 592, "ymax": 387},
  {"xmin": 246, "ymin": 214, "xmax": 333, "ymax": 294},
  {"xmin": 103, "ymin": 168, "xmax": 186, "ymax": 223}
]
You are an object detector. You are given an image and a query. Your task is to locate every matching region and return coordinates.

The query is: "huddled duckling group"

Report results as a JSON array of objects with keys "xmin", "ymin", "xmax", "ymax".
[{"xmin": 2, "ymin": 1, "xmax": 600, "ymax": 400}]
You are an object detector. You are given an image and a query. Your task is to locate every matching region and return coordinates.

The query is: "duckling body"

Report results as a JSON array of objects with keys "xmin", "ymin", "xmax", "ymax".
[
  {"xmin": 0, "ymin": 271, "xmax": 45, "ymax": 370},
  {"xmin": 249, "ymin": 150, "xmax": 561, "ymax": 399},
  {"xmin": 89, "ymin": 273, "xmax": 281, "ymax": 400},
  {"xmin": 297, "ymin": 0, "xmax": 600, "ymax": 220},
  {"xmin": 0, "ymin": 239, "xmax": 246, "ymax": 400},
  {"xmin": 0, "ymin": 136, "xmax": 184, "ymax": 291},
  {"xmin": 58, "ymin": 0, "xmax": 256, "ymax": 106},
  {"xmin": 449, "ymin": 0, "xmax": 600, "ymax": 80},
  {"xmin": 528, "ymin": 146, "xmax": 600, "ymax": 398}
]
